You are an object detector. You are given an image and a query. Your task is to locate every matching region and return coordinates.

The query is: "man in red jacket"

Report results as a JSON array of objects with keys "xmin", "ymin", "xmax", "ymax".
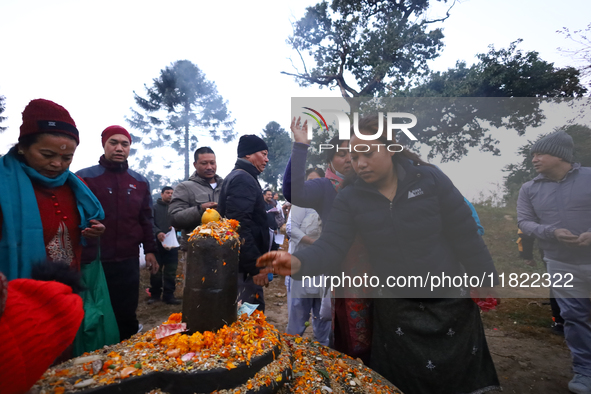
[{"xmin": 77, "ymin": 126, "xmax": 158, "ymax": 341}]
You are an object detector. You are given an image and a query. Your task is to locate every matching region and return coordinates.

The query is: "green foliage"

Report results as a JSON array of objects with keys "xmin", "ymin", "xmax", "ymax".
[
  {"xmin": 402, "ymin": 40, "xmax": 587, "ymax": 98},
  {"xmin": 259, "ymin": 122, "xmax": 292, "ymax": 190},
  {"xmin": 0, "ymin": 94, "xmax": 7, "ymax": 133},
  {"xmin": 374, "ymin": 40, "xmax": 588, "ymax": 161},
  {"xmin": 503, "ymin": 124, "xmax": 591, "ymax": 203},
  {"xmin": 284, "ymin": 0, "xmax": 449, "ymax": 102},
  {"xmin": 127, "ymin": 60, "xmax": 235, "ymax": 179}
]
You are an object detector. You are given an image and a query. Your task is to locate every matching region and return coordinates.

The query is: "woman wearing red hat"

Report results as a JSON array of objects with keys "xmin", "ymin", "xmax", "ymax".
[
  {"xmin": 0, "ymin": 99, "xmax": 107, "ymax": 393},
  {"xmin": 0, "ymin": 98, "xmax": 105, "ymax": 279}
]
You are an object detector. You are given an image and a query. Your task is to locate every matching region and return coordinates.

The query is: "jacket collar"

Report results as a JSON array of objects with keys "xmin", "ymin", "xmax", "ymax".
[
  {"xmin": 99, "ymin": 155, "xmax": 128, "ymax": 172},
  {"xmin": 188, "ymin": 171, "xmax": 223, "ymax": 187},
  {"xmin": 156, "ymin": 198, "xmax": 168, "ymax": 206},
  {"xmin": 533, "ymin": 162, "xmax": 580, "ymax": 183},
  {"xmin": 353, "ymin": 157, "xmax": 419, "ymax": 195},
  {"xmin": 234, "ymin": 158, "xmax": 260, "ymax": 179}
]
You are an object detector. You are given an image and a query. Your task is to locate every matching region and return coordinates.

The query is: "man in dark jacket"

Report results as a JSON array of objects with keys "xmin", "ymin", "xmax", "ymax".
[
  {"xmin": 218, "ymin": 135, "xmax": 270, "ymax": 311},
  {"xmin": 76, "ymin": 125, "xmax": 159, "ymax": 341},
  {"xmin": 149, "ymin": 186, "xmax": 180, "ymax": 305}
]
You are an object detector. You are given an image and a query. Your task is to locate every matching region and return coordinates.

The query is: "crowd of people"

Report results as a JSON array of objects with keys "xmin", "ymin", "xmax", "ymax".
[{"xmin": 0, "ymin": 98, "xmax": 589, "ymax": 394}]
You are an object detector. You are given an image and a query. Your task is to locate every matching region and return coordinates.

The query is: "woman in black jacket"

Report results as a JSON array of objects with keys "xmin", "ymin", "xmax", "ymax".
[{"xmin": 258, "ymin": 115, "xmax": 501, "ymax": 394}]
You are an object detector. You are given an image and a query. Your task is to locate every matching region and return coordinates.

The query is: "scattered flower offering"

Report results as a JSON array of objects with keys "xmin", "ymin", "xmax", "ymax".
[
  {"xmin": 279, "ymin": 336, "xmax": 401, "ymax": 394},
  {"xmin": 33, "ymin": 315, "xmax": 402, "ymax": 393},
  {"xmin": 32, "ymin": 311, "xmax": 281, "ymax": 393},
  {"xmin": 188, "ymin": 217, "xmax": 240, "ymax": 245}
]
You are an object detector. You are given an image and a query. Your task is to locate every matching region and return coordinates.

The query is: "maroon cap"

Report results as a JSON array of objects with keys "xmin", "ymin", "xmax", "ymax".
[
  {"xmin": 19, "ymin": 99, "xmax": 79, "ymax": 144},
  {"xmin": 101, "ymin": 125, "xmax": 132, "ymax": 147}
]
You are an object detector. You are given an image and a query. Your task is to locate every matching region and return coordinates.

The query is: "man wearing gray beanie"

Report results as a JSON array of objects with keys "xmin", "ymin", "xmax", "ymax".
[
  {"xmin": 217, "ymin": 135, "xmax": 271, "ymax": 311},
  {"xmin": 517, "ymin": 130, "xmax": 591, "ymax": 394}
]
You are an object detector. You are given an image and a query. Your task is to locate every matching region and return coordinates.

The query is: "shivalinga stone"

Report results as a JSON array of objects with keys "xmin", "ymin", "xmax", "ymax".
[{"xmin": 183, "ymin": 237, "xmax": 240, "ymax": 334}]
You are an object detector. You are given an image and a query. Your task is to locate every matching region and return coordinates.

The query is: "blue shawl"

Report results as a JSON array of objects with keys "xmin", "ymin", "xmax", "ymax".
[{"xmin": 0, "ymin": 147, "xmax": 104, "ymax": 280}]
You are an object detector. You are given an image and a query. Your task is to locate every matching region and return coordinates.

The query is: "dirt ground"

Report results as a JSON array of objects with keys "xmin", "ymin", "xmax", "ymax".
[{"xmin": 137, "ymin": 257, "xmax": 574, "ymax": 394}]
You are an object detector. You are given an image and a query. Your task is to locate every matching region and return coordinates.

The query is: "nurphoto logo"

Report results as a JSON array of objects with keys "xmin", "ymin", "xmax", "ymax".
[{"xmin": 302, "ymin": 108, "xmax": 419, "ymax": 153}]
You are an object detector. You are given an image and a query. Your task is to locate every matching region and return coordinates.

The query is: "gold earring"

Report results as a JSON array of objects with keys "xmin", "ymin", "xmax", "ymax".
[{"xmin": 17, "ymin": 150, "xmax": 24, "ymax": 155}]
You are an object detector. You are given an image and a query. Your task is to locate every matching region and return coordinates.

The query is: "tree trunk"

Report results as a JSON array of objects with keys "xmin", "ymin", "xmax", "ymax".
[{"xmin": 184, "ymin": 105, "xmax": 190, "ymax": 180}]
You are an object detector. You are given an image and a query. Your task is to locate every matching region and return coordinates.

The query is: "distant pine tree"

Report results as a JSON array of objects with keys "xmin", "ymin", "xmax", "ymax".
[
  {"xmin": 259, "ymin": 121, "xmax": 292, "ymax": 191},
  {"xmin": 127, "ymin": 60, "xmax": 236, "ymax": 179}
]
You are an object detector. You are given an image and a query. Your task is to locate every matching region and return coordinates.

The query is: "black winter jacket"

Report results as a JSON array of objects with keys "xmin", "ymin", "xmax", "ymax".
[
  {"xmin": 153, "ymin": 198, "xmax": 175, "ymax": 242},
  {"xmin": 218, "ymin": 159, "xmax": 270, "ymax": 276},
  {"xmin": 294, "ymin": 157, "xmax": 497, "ymax": 296}
]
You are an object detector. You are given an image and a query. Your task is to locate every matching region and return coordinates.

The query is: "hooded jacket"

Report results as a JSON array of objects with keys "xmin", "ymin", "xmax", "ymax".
[
  {"xmin": 169, "ymin": 172, "xmax": 223, "ymax": 232},
  {"xmin": 218, "ymin": 159, "xmax": 270, "ymax": 276},
  {"xmin": 76, "ymin": 156, "xmax": 157, "ymax": 263}
]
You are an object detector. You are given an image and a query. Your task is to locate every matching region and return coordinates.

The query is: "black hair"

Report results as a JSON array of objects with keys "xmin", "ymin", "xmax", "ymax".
[
  {"xmin": 31, "ymin": 261, "xmax": 84, "ymax": 294},
  {"xmin": 340, "ymin": 115, "xmax": 433, "ymax": 189},
  {"xmin": 161, "ymin": 186, "xmax": 173, "ymax": 193},
  {"xmin": 325, "ymin": 135, "xmax": 349, "ymax": 163},
  {"xmin": 18, "ymin": 132, "xmax": 78, "ymax": 148},
  {"xmin": 356, "ymin": 114, "xmax": 432, "ymax": 167},
  {"xmin": 263, "ymin": 189, "xmax": 273, "ymax": 195},
  {"xmin": 194, "ymin": 146, "xmax": 215, "ymax": 162},
  {"xmin": 305, "ymin": 167, "xmax": 326, "ymax": 178}
]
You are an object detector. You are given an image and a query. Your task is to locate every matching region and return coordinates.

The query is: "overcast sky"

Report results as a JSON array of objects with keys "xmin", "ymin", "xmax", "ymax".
[{"xmin": 1, "ymin": 0, "xmax": 589, "ymax": 201}]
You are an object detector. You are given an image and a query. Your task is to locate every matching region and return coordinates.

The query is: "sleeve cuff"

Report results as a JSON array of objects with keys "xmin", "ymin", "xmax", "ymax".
[{"xmin": 545, "ymin": 226, "xmax": 558, "ymax": 239}]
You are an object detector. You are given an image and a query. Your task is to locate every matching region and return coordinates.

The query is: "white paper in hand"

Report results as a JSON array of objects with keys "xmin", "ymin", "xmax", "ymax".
[
  {"xmin": 139, "ymin": 244, "xmax": 146, "ymax": 268},
  {"xmin": 274, "ymin": 233, "xmax": 285, "ymax": 245},
  {"xmin": 162, "ymin": 227, "xmax": 180, "ymax": 249}
]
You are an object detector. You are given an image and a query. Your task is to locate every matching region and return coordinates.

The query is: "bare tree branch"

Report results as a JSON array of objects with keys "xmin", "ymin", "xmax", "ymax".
[
  {"xmin": 288, "ymin": 23, "xmax": 310, "ymax": 76},
  {"xmin": 422, "ymin": 0, "xmax": 457, "ymax": 25},
  {"xmin": 280, "ymin": 71, "xmax": 338, "ymax": 86}
]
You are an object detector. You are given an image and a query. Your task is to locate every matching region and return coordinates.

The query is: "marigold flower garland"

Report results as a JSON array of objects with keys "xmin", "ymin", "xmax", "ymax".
[{"xmin": 188, "ymin": 218, "xmax": 240, "ymax": 245}]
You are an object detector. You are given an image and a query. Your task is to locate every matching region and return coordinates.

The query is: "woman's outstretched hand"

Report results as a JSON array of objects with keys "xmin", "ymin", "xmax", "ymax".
[
  {"xmin": 290, "ymin": 117, "xmax": 310, "ymax": 145},
  {"xmin": 256, "ymin": 251, "xmax": 301, "ymax": 277}
]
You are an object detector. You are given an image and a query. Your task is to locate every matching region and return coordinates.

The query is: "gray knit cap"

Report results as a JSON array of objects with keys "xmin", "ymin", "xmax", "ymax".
[{"xmin": 530, "ymin": 130, "xmax": 574, "ymax": 162}]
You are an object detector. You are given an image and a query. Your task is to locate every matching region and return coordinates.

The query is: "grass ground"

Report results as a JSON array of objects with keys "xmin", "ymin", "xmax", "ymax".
[{"xmin": 474, "ymin": 203, "xmax": 563, "ymax": 343}]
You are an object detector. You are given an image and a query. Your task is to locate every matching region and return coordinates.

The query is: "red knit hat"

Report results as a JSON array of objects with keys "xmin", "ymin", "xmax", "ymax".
[
  {"xmin": 0, "ymin": 278, "xmax": 84, "ymax": 394},
  {"xmin": 19, "ymin": 99, "xmax": 79, "ymax": 144},
  {"xmin": 101, "ymin": 125, "xmax": 132, "ymax": 147}
]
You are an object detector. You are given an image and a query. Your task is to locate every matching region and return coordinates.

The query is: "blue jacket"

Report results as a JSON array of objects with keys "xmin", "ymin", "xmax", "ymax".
[
  {"xmin": 466, "ymin": 198, "xmax": 484, "ymax": 236},
  {"xmin": 293, "ymin": 157, "xmax": 498, "ymax": 295},
  {"xmin": 517, "ymin": 163, "xmax": 591, "ymax": 265}
]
